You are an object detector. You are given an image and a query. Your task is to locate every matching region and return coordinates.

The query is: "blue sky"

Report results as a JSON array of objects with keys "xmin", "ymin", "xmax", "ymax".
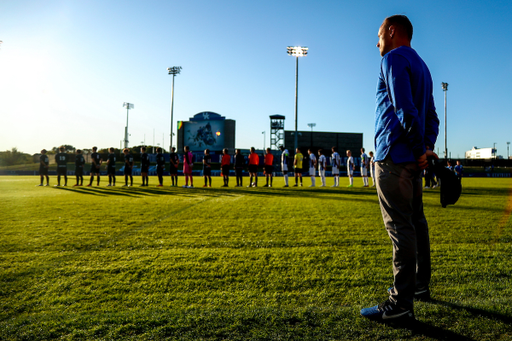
[{"xmin": 1, "ymin": 0, "xmax": 511, "ymax": 158}]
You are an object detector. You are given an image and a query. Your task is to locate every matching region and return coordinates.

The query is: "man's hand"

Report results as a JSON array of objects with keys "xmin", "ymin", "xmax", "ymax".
[{"xmin": 417, "ymin": 149, "xmax": 438, "ymax": 170}]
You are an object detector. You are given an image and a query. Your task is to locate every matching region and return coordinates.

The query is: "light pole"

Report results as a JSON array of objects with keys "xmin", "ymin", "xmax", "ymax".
[
  {"xmin": 507, "ymin": 142, "xmax": 510, "ymax": 159},
  {"xmin": 307, "ymin": 123, "xmax": 316, "ymax": 147},
  {"xmin": 123, "ymin": 102, "xmax": 134, "ymax": 149},
  {"xmin": 493, "ymin": 142, "xmax": 497, "ymax": 158},
  {"xmin": 441, "ymin": 82, "xmax": 448, "ymax": 159},
  {"xmin": 168, "ymin": 66, "xmax": 182, "ymax": 152},
  {"xmin": 287, "ymin": 46, "xmax": 308, "ymax": 151},
  {"xmin": 262, "ymin": 131, "xmax": 266, "ymax": 150}
]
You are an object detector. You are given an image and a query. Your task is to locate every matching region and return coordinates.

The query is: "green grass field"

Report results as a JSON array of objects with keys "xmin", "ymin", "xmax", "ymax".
[{"xmin": 1, "ymin": 175, "xmax": 511, "ymax": 340}]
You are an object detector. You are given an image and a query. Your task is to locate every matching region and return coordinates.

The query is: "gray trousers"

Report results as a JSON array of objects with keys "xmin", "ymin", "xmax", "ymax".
[{"xmin": 375, "ymin": 158, "xmax": 431, "ymax": 309}]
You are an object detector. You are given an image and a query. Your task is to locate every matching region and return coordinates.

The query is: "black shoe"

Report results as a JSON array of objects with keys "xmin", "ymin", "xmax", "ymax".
[
  {"xmin": 360, "ymin": 299, "xmax": 414, "ymax": 322},
  {"xmin": 388, "ymin": 287, "xmax": 431, "ymax": 302}
]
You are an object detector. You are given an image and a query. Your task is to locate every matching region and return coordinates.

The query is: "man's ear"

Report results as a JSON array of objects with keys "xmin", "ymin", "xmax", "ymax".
[{"xmin": 388, "ymin": 25, "xmax": 395, "ymax": 38}]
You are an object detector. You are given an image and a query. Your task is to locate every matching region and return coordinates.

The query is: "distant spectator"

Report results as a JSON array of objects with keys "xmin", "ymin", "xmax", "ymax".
[{"xmin": 454, "ymin": 160, "xmax": 464, "ymax": 182}]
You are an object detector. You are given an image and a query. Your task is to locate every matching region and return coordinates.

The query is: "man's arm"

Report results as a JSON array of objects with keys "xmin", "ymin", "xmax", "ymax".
[{"xmin": 383, "ymin": 55, "xmax": 426, "ymax": 160}]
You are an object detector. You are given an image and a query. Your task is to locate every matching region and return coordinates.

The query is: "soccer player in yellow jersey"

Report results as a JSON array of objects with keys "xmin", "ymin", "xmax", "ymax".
[{"xmin": 293, "ymin": 148, "xmax": 304, "ymax": 187}]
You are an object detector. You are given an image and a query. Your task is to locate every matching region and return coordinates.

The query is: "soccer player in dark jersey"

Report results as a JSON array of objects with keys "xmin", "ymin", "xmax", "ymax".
[
  {"xmin": 106, "ymin": 147, "xmax": 116, "ymax": 187},
  {"xmin": 123, "ymin": 148, "xmax": 134, "ymax": 187},
  {"xmin": 55, "ymin": 146, "xmax": 68, "ymax": 186},
  {"xmin": 38, "ymin": 149, "xmax": 50, "ymax": 186},
  {"xmin": 74, "ymin": 149, "xmax": 85, "ymax": 186},
  {"xmin": 87, "ymin": 146, "xmax": 102, "ymax": 187},
  {"xmin": 140, "ymin": 146, "xmax": 150, "ymax": 186},
  {"xmin": 234, "ymin": 149, "xmax": 245, "ymax": 187},
  {"xmin": 203, "ymin": 149, "xmax": 212, "ymax": 187},
  {"xmin": 169, "ymin": 147, "xmax": 179, "ymax": 187},
  {"xmin": 156, "ymin": 147, "xmax": 165, "ymax": 187},
  {"xmin": 263, "ymin": 148, "xmax": 274, "ymax": 187}
]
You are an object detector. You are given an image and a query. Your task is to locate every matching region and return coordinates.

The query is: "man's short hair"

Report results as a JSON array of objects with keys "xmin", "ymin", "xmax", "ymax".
[
  {"xmin": 59, "ymin": 146, "xmax": 65, "ymax": 152},
  {"xmin": 141, "ymin": 147, "xmax": 146, "ymax": 151},
  {"xmin": 361, "ymin": 148, "xmax": 365, "ymax": 152},
  {"xmin": 385, "ymin": 15, "xmax": 413, "ymax": 41},
  {"xmin": 332, "ymin": 146, "xmax": 337, "ymax": 152}
]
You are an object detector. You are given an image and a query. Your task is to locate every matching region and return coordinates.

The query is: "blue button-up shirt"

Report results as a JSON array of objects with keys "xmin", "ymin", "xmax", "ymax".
[{"xmin": 374, "ymin": 46, "xmax": 439, "ymax": 163}]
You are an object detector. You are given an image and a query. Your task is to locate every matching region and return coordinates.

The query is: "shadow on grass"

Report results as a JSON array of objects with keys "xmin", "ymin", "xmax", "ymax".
[
  {"xmin": 431, "ymin": 299, "xmax": 512, "ymax": 326},
  {"xmin": 407, "ymin": 320, "xmax": 474, "ymax": 340},
  {"xmin": 384, "ymin": 299, "xmax": 512, "ymax": 340},
  {"xmin": 52, "ymin": 182, "xmax": 383, "ymax": 206}
]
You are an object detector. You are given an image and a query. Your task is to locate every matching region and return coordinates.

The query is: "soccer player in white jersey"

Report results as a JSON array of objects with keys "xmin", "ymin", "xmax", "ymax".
[
  {"xmin": 318, "ymin": 149, "xmax": 327, "ymax": 187},
  {"xmin": 280, "ymin": 146, "xmax": 290, "ymax": 187},
  {"xmin": 360, "ymin": 148, "xmax": 369, "ymax": 187},
  {"xmin": 308, "ymin": 148, "xmax": 317, "ymax": 187},
  {"xmin": 331, "ymin": 146, "xmax": 341, "ymax": 187},
  {"xmin": 369, "ymin": 151, "xmax": 376, "ymax": 187},
  {"xmin": 346, "ymin": 150, "xmax": 354, "ymax": 187}
]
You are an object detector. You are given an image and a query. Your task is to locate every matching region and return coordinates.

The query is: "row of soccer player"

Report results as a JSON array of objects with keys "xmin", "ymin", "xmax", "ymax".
[{"xmin": 37, "ymin": 145, "xmax": 376, "ymax": 188}]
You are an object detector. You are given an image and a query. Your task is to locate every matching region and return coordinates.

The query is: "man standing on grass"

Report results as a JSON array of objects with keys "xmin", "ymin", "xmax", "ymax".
[
  {"xmin": 361, "ymin": 148, "xmax": 369, "ymax": 187},
  {"xmin": 308, "ymin": 148, "xmax": 316, "ymax": 187},
  {"xmin": 169, "ymin": 147, "xmax": 179, "ymax": 187},
  {"xmin": 106, "ymin": 147, "xmax": 116, "ymax": 187},
  {"xmin": 156, "ymin": 147, "xmax": 165, "ymax": 187},
  {"xmin": 55, "ymin": 146, "xmax": 68, "ymax": 187},
  {"xmin": 346, "ymin": 150, "xmax": 354, "ymax": 187},
  {"xmin": 263, "ymin": 147, "xmax": 274, "ymax": 187},
  {"xmin": 140, "ymin": 147, "xmax": 150, "ymax": 186},
  {"xmin": 38, "ymin": 149, "xmax": 49, "ymax": 186},
  {"xmin": 331, "ymin": 146, "xmax": 341, "ymax": 187},
  {"xmin": 280, "ymin": 145, "xmax": 290, "ymax": 187},
  {"xmin": 74, "ymin": 149, "xmax": 85, "ymax": 187},
  {"xmin": 122, "ymin": 148, "xmax": 134, "ymax": 187},
  {"xmin": 317, "ymin": 149, "xmax": 327, "ymax": 187},
  {"xmin": 248, "ymin": 147, "xmax": 259, "ymax": 187},
  {"xmin": 293, "ymin": 148, "xmax": 303, "ymax": 187},
  {"xmin": 360, "ymin": 15, "xmax": 439, "ymax": 322},
  {"xmin": 87, "ymin": 146, "xmax": 101, "ymax": 187}
]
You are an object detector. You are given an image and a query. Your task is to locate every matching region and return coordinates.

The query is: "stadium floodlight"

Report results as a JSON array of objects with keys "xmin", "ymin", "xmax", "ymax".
[
  {"xmin": 441, "ymin": 82, "xmax": 448, "ymax": 159},
  {"xmin": 507, "ymin": 142, "xmax": 510, "ymax": 159},
  {"xmin": 287, "ymin": 46, "xmax": 308, "ymax": 151},
  {"xmin": 307, "ymin": 123, "xmax": 316, "ymax": 147},
  {"xmin": 168, "ymin": 66, "xmax": 182, "ymax": 152},
  {"xmin": 122, "ymin": 102, "xmax": 134, "ymax": 149}
]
